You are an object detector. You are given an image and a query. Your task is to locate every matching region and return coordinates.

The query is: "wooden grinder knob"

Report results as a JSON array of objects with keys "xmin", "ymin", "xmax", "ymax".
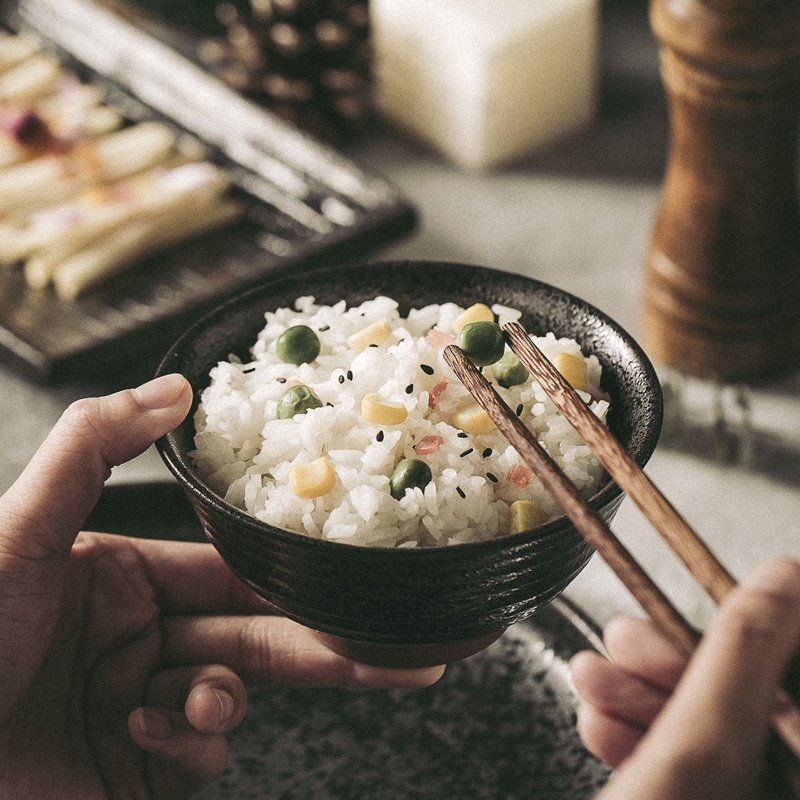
[{"xmin": 643, "ymin": 0, "xmax": 800, "ymax": 381}]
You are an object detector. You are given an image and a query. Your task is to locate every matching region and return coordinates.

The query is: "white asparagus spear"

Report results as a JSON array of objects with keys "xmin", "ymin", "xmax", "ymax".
[
  {"xmin": 0, "ymin": 105, "xmax": 123, "ymax": 169},
  {"xmin": 0, "ymin": 121, "xmax": 176, "ymax": 216},
  {"xmin": 0, "ymin": 155, "xmax": 211, "ymax": 264},
  {"xmin": 92, "ymin": 123, "xmax": 178, "ymax": 181},
  {"xmin": 0, "ymin": 52, "xmax": 61, "ymax": 102},
  {"xmin": 78, "ymin": 106, "xmax": 123, "ymax": 136},
  {"xmin": 0, "ymin": 150, "xmax": 199, "ymax": 244},
  {"xmin": 38, "ymin": 82, "xmax": 122, "ymax": 142},
  {"xmin": 0, "ymin": 33, "xmax": 41, "ymax": 74},
  {"xmin": 0, "ymin": 83, "xmax": 108, "ymax": 140},
  {"xmin": 1, "ymin": 206, "xmax": 112, "ymax": 267},
  {"xmin": 37, "ymin": 83, "xmax": 105, "ymax": 116},
  {"xmin": 0, "ymin": 37, "xmax": 242, "ymax": 301},
  {"xmin": 23, "ymin": 162, "xmax": 230, "ymax": 285},
  {"xmin": 52, "ymin": 197, "xmax": 242, "ymax": 299}
]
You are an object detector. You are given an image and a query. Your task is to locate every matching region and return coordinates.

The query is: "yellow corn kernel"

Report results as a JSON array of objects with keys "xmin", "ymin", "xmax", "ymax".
[
  {"xmin": 552, "ymin": 352, "xmax": 588, "ymax": 391},
  {"xmin": 451, "ymin": 401, "xmax": 495, "ymax": 434},
  {"xmin": 452, "ymin": 303, "xmax": 494, "ymax": 333},
  {"xmin": 509, "ymin": 500, "xmax": 548, "ymax": 534},
  {"xmin": 289, "ymin": 457, "xmax": 336, "ymax": 499},
  {"xmin": 361, "ymin": 392, "xmax": 408, "ymax": 425},
  {"xmin": 347, "ymin": 320, "xmax": 391, "ymax": 352}
]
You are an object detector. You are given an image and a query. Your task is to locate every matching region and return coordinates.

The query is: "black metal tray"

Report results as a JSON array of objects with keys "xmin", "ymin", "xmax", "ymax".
[{"xmin": 0, "ymin": 0, "xmax": 415, "ymax": 383}]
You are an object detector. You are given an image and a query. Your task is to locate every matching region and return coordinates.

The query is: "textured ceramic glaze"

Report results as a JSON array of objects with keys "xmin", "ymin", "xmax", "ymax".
[{"xmin": 156, "ymin": 260, "xmax": 662, "ymax": 656}]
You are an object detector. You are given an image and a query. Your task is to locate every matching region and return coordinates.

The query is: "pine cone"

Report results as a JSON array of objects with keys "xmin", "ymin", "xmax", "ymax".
[{"xmin": 198, "ymin": 0, "xmax": 372, "ymax": 141}]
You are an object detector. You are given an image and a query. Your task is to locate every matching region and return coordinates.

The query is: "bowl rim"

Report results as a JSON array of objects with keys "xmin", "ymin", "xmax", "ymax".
[{"xmin": 155, "ymin": 258, "xmax": 663, "ymax": 555}]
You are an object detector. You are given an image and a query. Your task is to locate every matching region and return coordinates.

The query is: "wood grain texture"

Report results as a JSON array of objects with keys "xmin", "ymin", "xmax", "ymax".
[
  {"xmin": 444, "ymin": 342, "xmax": 700, "ymax": 656},
  {"xmin": 504, "ymin": 320, "xmax": 737, "ymax": 606},
  {"xmin": 643, "ymin": 0, "xmax": 800, "ymax": 380}
]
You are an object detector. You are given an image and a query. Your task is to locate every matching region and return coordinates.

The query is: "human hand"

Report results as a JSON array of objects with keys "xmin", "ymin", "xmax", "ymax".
[
  {"xmin": 570, "ymin": 558, "xmax": 800, "ymax": 799},
  {"xmin": 0, "ymin": 375, "xmax": 444, "ymax": 800}
]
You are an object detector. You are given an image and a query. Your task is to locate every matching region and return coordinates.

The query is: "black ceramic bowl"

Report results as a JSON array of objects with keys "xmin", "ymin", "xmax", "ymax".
[{"xmin": 156, "ymin": 260, "xmax": 662, "ymax": 666}]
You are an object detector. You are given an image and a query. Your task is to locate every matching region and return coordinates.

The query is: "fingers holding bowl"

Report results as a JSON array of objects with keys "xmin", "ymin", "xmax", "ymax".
[{"xmin": 160, "ymin": 613, "xmax": 445, "ymax": 689}]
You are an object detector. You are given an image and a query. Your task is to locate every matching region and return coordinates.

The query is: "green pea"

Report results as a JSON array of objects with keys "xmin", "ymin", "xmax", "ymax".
[
  {"xmin": 492, "ymin": 350, "xmax": 529, "ymax": 388},
  {"xmin": 276, "ymin": 384, "xmax": 323, "ymax": 419},
  {"xmin": 276, "ymin": 325, "xmax": 320, "ymax": 365},
  {"xmin": 390, "ymin": 457, "xmax": 433, "ymax": 500},
  {"xmin": 456, "ymin": 321, "xmax": 505, "ymax": 367}
]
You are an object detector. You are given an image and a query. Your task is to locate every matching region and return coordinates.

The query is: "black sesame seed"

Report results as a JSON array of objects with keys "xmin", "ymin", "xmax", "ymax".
[
  {"xmin": 376, "ymin": 430, "xmax": 384, "ymax": 442},
  {"xmin": 515, "ymin": 403, "xmax": 524, "ymax": 417},
  {"xmin": 369, "ymin": 343, "xmax": 379, "ymax": 348},
  {"xmin": 486, "ymin": 472, "xmax": 498, "ymax": 483},
  {"xmin": 456, "ymin": 486, "xmax": 466, "ymax": 499},
  {"xmin": 326, "ymin": 402, "xmax": 334, "ymax": 407},
  {"xmin": 338, "ymin": 374, "xmax": 345, "ymax": 384},
  {"xmin": 318, "ymin": 325, "xmax": 330, "ymax": 331},
  {"xmin": 459, "ymin": 448, "xmax": 473, "ymax": 458},
  {"xmin": 347, "ymin": 370, "xmax": 353, "ymax": 381},
  {"xmin": 277, "ymin": 377, "xmax": 287, "ymax": 384},
  {"xmin": 482, "ymin": 448, "xmax": 492, "ymax": 458},
  {"xmin": 420, "ymin": 364, "xmax": 434, "ymax": 375},
  {"xmin": 242, "ymin": 366, "xmax": 256, "ymax": 373},
  {"xmin": 405, "ymin": 384, "xmax": 414, "ymax": 394},
  {"xmin": 457, "ymin": 431, "xmax": 468, "ymax": 438}
]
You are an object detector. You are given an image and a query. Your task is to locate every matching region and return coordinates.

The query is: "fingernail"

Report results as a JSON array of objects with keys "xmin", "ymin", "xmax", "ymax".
[
  {"xmin": 209, "ymin": 687, "xmax": 236, "ymax": 724},
  {"xmin": 138, "ymin": 708, "xmax": 174, "ymax": 740},
  {"xmin": 133, "ymin": 374, "xmax": 188, "ymax": 410},
  {"xmin": 197, "ymin": 686, "xmax": 236, "ymax": 723}
]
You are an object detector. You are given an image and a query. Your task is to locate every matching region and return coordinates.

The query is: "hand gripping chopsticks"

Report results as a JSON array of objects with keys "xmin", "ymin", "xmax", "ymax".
[{"xmin": 443, "ymin": 321, "xmax": 800, "ymax": 762}]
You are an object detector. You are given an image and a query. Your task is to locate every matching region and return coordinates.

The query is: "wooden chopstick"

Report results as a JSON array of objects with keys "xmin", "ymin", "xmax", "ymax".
[
  {"xmin": 443, "ymin": 332, "xmax": 800, "ymax": 765},
  {"xmin": 443, "ymin": 343, "xmax": 700, "ymax": 657},
  {"xmin": 502, "ymin": 321, "xmax": 738, "ymax": 605}
]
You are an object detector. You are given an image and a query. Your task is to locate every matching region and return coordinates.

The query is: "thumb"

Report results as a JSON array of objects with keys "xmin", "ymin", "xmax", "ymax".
[{"xmin": 1, "ymin": 373, "xmax": 192, "ymax": 562}]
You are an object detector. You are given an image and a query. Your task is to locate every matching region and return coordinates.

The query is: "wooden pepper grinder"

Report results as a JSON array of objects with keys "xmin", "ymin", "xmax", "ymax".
[{"xmin": 642, "ymin": 0, "xmax": 800, "ymax": 381}]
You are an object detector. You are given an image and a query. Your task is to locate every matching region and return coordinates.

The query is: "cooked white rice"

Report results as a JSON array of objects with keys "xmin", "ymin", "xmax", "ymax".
[{"xmin": 191, "ymin": 296, "xmax": 609, "ymax": 547}]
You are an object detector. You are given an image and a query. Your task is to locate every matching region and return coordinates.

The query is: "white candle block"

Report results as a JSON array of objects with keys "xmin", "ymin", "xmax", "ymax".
[{"xmin": 371, "ymin": 0, "xmax": 599, "ymax": 170}]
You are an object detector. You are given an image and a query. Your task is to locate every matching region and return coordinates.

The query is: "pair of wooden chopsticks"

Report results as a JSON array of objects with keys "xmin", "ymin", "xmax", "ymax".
[{"xmin": 443, "ymin": 321, "xmax": 800, "ymax": 766}]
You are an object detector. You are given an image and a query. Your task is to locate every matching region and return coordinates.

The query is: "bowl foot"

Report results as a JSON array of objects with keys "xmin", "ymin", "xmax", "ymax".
[{"xmin": 311, "ymin": 629, "xmax": 506, "ymax": 668}]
